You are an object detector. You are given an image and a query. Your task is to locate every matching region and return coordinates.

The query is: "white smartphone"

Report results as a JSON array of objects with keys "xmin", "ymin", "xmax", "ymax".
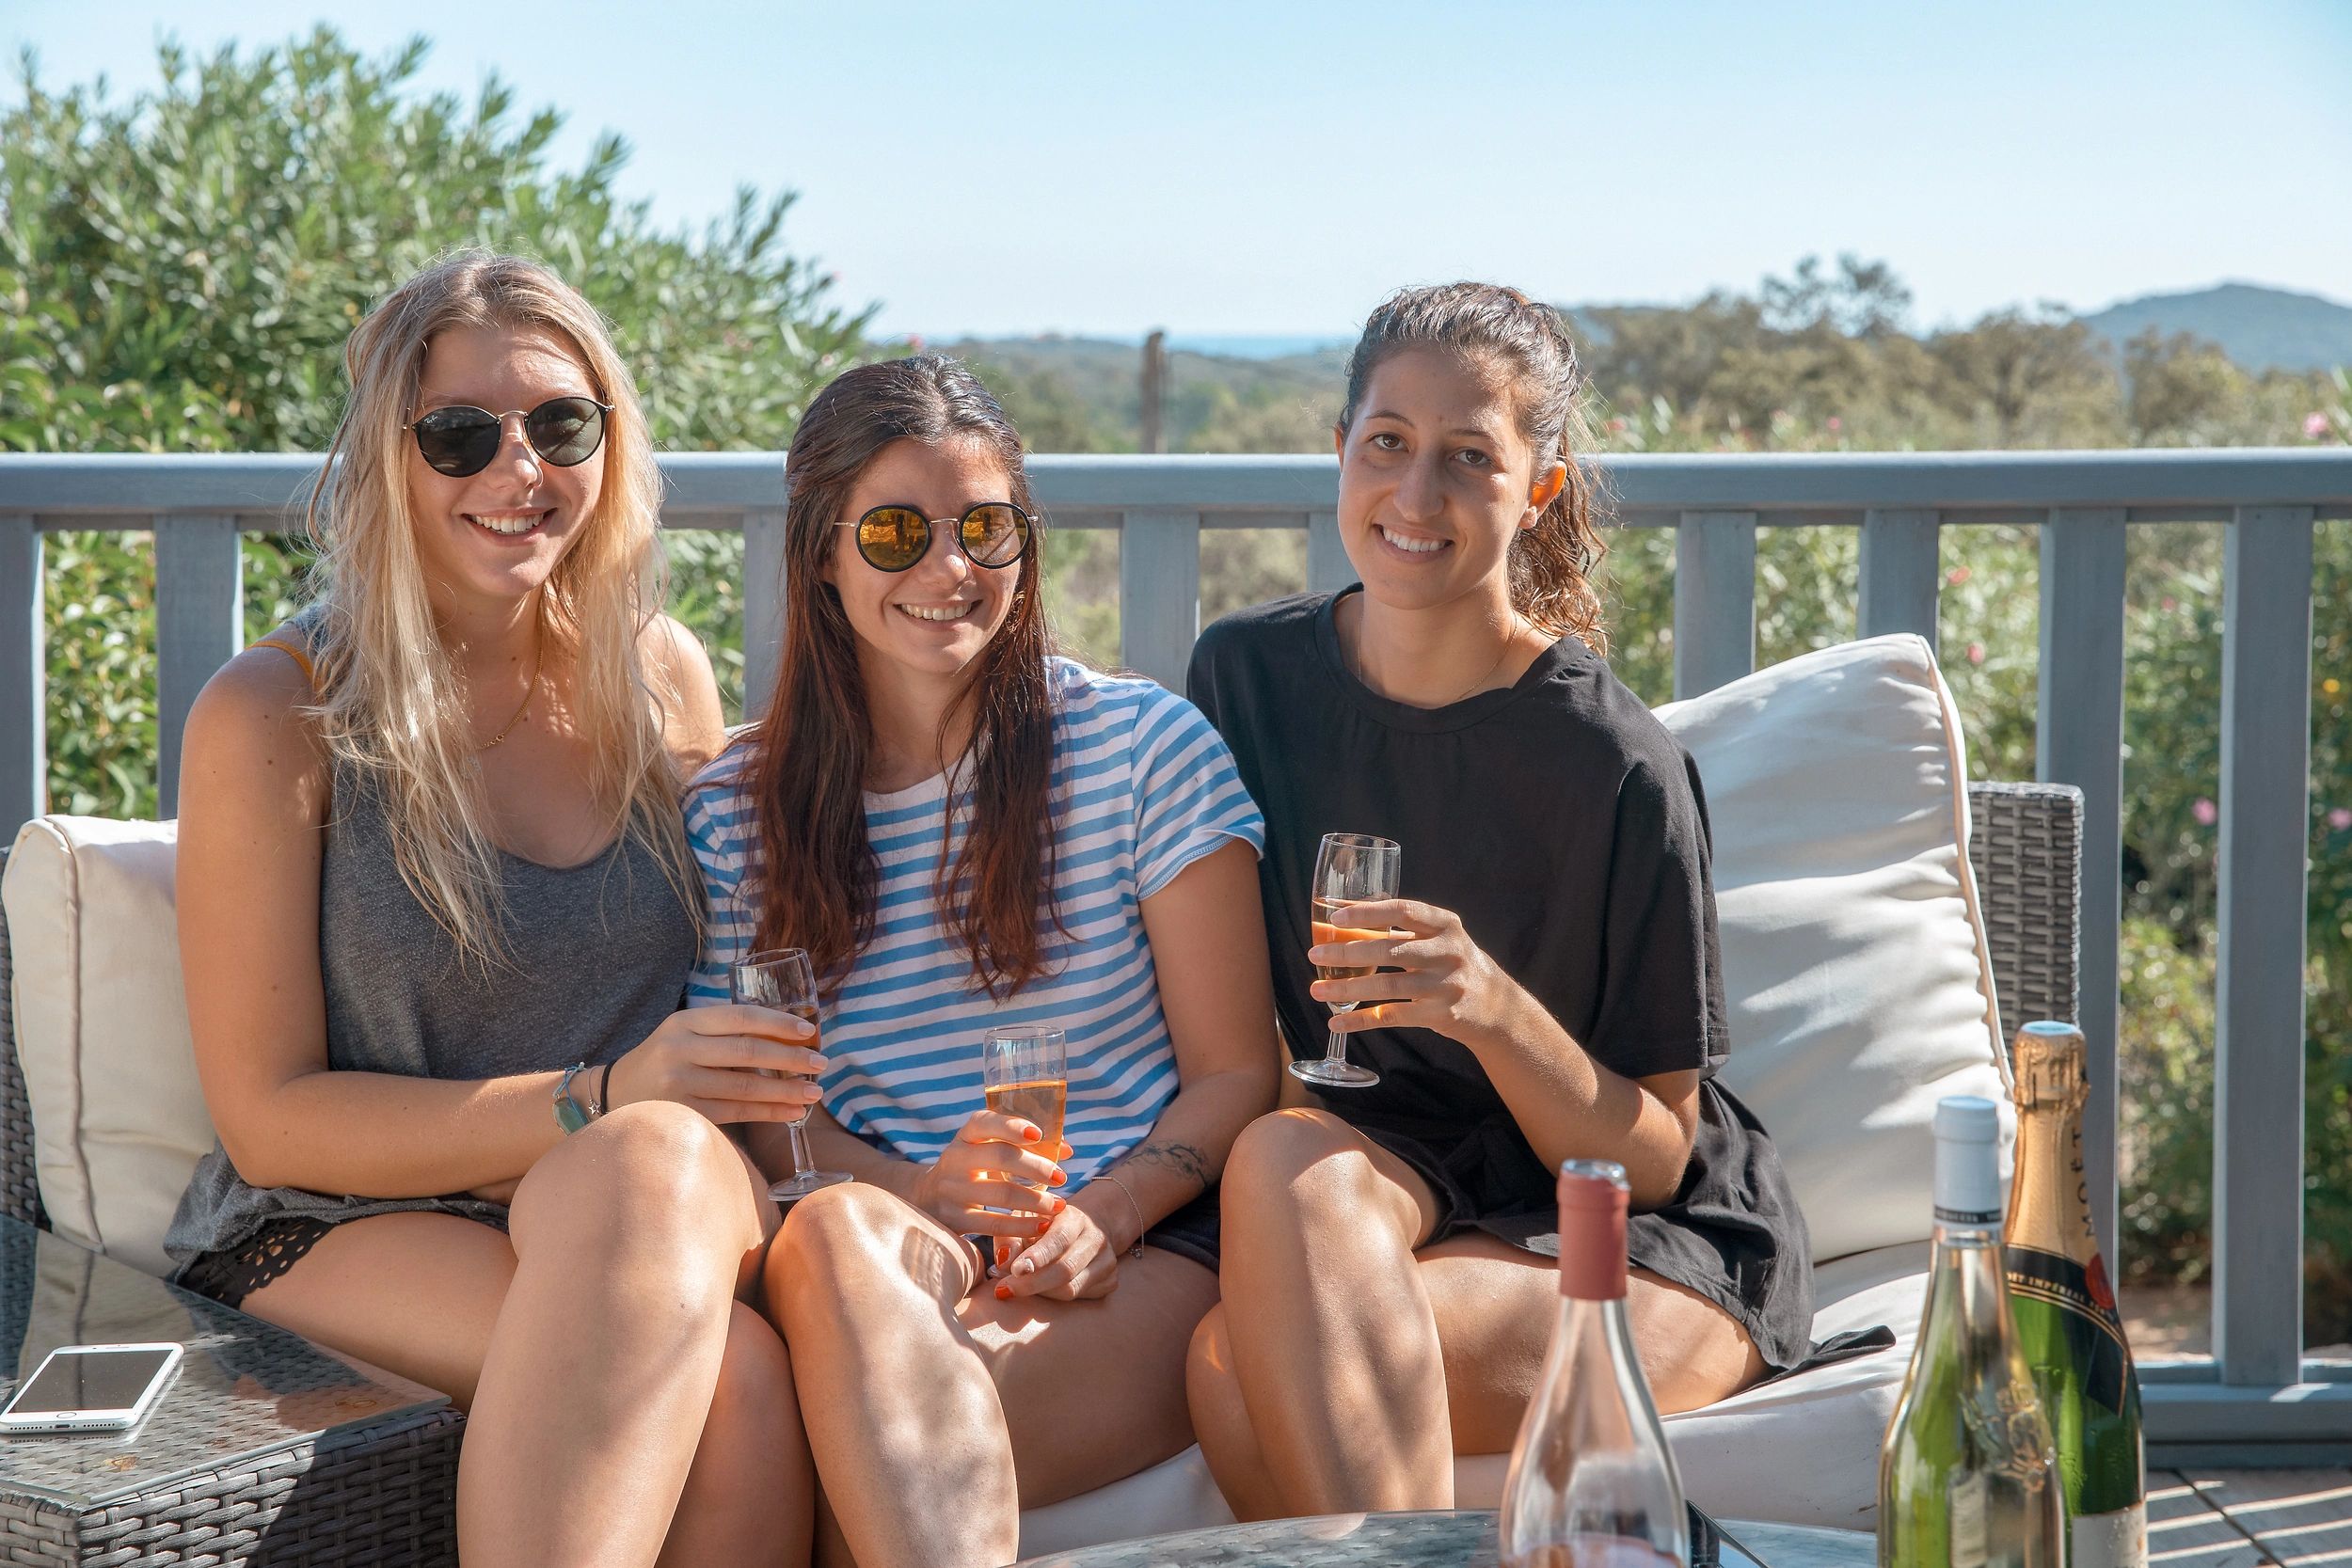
[{"xmin": 0, "ymin": 1342, "xmax": 183, "ymax": 1434}]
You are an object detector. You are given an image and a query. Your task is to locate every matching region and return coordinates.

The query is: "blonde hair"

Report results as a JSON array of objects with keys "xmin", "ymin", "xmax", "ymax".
[{"xmin": 300, "ymin": 250, "xmax": 692, "ymax": 968}]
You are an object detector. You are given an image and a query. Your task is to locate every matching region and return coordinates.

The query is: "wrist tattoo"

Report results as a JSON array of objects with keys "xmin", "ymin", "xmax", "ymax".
[{"xmin": 1122, "ymin": 1139, "xmax": 1210, "ymax": 1190}]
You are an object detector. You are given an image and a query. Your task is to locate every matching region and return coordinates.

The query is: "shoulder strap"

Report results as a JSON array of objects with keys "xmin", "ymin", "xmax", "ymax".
[{"xmin": 248, "ymin": 636, "xmax": 317, "ymax": 690}]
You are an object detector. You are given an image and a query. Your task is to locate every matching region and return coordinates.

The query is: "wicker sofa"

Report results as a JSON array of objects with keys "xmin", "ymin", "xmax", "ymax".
[{"xmin": 0, "ymin": 634, "xmax": 2083, "ymax": 1560}]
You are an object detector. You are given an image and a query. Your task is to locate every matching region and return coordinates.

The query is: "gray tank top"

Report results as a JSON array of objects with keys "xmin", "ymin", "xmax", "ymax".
[{"xmin": 164, "ymin": 618, "xmax": 698, "ymax": 1267}]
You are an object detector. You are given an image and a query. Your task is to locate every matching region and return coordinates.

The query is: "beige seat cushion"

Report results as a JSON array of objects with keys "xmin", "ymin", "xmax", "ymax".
[{"xmin": 5, "ymin": 816, "xmax": 214, "ymax": 1278}]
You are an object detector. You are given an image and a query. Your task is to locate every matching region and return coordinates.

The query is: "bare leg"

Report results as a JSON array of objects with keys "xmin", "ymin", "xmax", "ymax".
[
  {"xmin": 1195, "ymin": 1110, "xmax": 1769, "ymax": 1521},
  {"xmin": 768, "ymin": 1182, "xmax": 1222, "ymax": 1567},
  {"xmin": 464, "ymin": 1101, "xmax": 799, "ymax": 1567}
]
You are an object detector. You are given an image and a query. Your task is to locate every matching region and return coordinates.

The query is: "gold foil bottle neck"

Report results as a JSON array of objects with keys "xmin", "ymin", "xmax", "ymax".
[{"xmin": 2010, "ymin": 1021, "xmax": 2088, "ymax": 1113}]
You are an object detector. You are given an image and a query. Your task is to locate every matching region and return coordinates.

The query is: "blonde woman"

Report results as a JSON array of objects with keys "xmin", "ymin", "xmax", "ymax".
[{"xmin": 163, "ymin": 253, "xmax": 817, "ymax": 1567}]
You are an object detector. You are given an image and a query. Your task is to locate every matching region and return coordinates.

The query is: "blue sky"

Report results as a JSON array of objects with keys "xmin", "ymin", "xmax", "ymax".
[{"xmin": 6, "ymin": 1, "xmax": 2347, "ymax": 340}]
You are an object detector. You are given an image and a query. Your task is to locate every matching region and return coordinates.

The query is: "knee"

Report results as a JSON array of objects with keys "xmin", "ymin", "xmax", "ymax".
[
  {"xmin": 1223, "ymin": 1108, "xmax": 1371, "ymax": 1212},
  {"xmin": 512, "ymin": 1101, "xmax": 748, "ymax": 1259},
  {"xmin": 763, "ymin": 1180, "xmax": 921, "ymax": 1321},
  {"xmin": 1184, "ymin": 1307, "xmax": 1258, "ymax": 1463}
]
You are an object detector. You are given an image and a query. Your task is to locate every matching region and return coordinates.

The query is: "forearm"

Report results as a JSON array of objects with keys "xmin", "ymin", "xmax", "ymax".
[
  {"xmin": 1086, "ymin": 1062, "xmax": 1273, "ymax": 1249},
  {"xmin": 221, "ymin": 1067, "xmax": 569, "ymax": 1196},
  {"xmin": 1466, "ymin": 992, "xmax": 1692, "ymax": 1210}
]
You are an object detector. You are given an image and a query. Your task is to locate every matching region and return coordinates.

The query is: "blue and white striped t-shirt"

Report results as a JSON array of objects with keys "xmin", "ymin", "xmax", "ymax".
[{"xmin": 684, "ymin": 658, "xmax": 1264, "ymax": 1184}]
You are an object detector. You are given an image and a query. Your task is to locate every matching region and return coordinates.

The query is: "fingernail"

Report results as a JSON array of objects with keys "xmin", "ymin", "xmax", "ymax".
[
  {"xmin": 994, "ymin": 1283, "xmax": 1012, "ymax": 1301},
  {"xmin": 1037, "ymin": 1217, "xmax": 1053, "ymax": 1235},
  {"xmin": 1021, "ymin": 1125, "xmax": 1041, "ymax": 1143},
  {"xmin": 1049, "ymin": 1170, "xmax": 1066, "ymax": 1186},
  {"xmin": 1051, "ymin": 1197, "xmax": 1066, "ymax": 1214}
]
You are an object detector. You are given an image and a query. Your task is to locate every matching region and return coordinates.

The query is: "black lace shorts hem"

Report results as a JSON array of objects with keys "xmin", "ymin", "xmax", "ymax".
[{"xmin": 174, "ymin": 1216, "xmax": 344, "ymax": 1310}]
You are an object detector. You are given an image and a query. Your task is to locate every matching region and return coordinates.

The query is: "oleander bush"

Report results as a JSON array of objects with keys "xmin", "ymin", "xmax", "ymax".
[{"xmin": 7, "ymin": 31, "xmax": 2350, "ymax": 1341}]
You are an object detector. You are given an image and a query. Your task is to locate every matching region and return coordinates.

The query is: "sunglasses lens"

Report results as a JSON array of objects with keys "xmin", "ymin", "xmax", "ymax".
[
  {"xmin": 411, "ymin": 408, "xmax": 501, "ymax": 477},
  {"xmin": 857, "ymin": 508, "xmax": 929, "ymax": 571},
  {"xmin": 962, "ymin": 504, "xmax": 1028, "ymax": 566},
  {"xmin": 525, "ymin": 397, "xmax": 607, "ymax": 467}
]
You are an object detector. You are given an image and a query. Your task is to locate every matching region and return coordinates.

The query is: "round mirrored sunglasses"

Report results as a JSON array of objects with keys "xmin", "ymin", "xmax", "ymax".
[{"xmin": 847, "ymin": 502, "xmax": 1033, "ymax": 572}]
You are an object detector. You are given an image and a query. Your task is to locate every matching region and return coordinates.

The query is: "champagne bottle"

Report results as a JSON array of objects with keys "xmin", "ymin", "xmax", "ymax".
[
  {"xmin": 2004, "ymin": 1022, "xmax": 2147, "ymax": 1568},
  {"xmin": 1880, "ymin": 1097, "xmax": 2065, "ymax": 1568},
  {"xmin": 1502, "ymin": 1159, "xmax": 1691, "ymax": 1568}
]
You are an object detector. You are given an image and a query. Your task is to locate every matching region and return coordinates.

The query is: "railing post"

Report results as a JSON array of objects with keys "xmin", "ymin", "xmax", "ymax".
[
  {"xmin": 1858, "ymin": 508, "xmax": 1942, "ymax": 656},
  {"xmin": 1307, "ymin": 510, "xmax": 1355, "ymax": 595},
  {"xmin": 153, "ymin": 513, "xmax": 242, "ymax": 816},
  {"xmin": 742, "ymin": 507, "xmax": 789, "ymax": 719},
  {"xmin": 1673, "ymin": 512, "xmax": 1756, "ymax": 700},
  {"xmin": 2038, "ymin": 507, "xmax": 2127, "ymax": 1260},
  {"xmin": 1119, "ymin": 509, "xmax": 1200, "ymax": 689},
  {"xmin": 0, "ymin": 515, "xmax": 42, "ymax": 834},
  {"xmin": 2213, "ymin": 504, "xmax": 2314, "ymax": 1386}
]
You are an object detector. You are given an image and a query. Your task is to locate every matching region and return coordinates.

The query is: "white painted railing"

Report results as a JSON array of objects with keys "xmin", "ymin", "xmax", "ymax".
[{"xmin": 4, "ymin": 447, "xmax": 2349, "ymax": 1457}]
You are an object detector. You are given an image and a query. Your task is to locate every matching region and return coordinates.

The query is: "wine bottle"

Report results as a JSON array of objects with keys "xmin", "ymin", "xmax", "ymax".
[
  {"xmin": 1501, "ymin": 1159, "xmax": 1691, "ymax": 1568},
  {"xmin": 2004, "ymin": 1022, "xmax": 2147, "ymax": 1568},
  {"xmin": 1880, "ymin": 1097, "xmax": 2065, "ymax": 1568}
]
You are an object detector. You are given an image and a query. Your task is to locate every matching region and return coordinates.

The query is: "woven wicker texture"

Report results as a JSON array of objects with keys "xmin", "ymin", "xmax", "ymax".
[
  {"xmin": 0, "ymin": 847, "xmax": 42, "ymax": 1230},
  {"xmin": 0, "ymin": 1219, "xmax": 456, "ymax": 1565},
  {"xmin": 1963, "ymin": 782, "xmax": 2083, "ymax": 1034}
]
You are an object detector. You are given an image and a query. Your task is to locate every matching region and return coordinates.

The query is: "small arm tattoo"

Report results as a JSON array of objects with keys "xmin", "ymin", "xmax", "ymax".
[{"xmin": 1120, "ymin": 1139, "xmax": 1211, "ymax": 1190}]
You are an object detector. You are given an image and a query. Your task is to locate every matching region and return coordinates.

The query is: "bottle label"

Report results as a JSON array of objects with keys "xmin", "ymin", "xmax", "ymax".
[
  {"xmin": 1947, "ymin": 1473, "xmax": 1990, "ymax": 1568},
  {"xmin": 2072, "ymin": 1504, "xmax": 2148, "ymax": 1568},
  {"xmin": 2006, "ymin": 1243, "xmax": 2131, "ymax": 1411}
]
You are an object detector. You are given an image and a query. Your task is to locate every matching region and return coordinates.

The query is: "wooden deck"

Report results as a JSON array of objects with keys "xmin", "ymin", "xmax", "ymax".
[{"xmin": 2155, "ymin": 1470, "xmax": 2352, "ymax": 1566}]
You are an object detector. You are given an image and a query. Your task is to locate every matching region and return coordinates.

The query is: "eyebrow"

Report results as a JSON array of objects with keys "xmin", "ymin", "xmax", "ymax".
[{"xmin": 1361, "ymin": 407, "xmax": 1506, "ymax": 441}]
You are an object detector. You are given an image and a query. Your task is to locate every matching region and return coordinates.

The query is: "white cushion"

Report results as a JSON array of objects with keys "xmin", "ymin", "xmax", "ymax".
[
  {"xmin": 1656, "ymin": 634, "xmax": 2010, "ymax": 1262},
  {"xmin": 4, "ymin": 816, "xmax": 214, "ymax": 1276}
]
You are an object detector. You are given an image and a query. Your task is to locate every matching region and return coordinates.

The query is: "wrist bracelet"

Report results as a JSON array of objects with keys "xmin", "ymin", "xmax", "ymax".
[
  {"xmin": 553, "ymin": 1062, "xmax": 592, "ymax": 1134},
  {"xmin": 1098, "ymin": 1172, "xmax": 1147, "ymax": 1259},
  {"xmin": 596, "ymin": 1060, "xmax": 615, "ymax": 1118}
]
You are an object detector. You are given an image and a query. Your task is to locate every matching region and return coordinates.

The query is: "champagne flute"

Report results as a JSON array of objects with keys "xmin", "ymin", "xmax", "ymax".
[
  {"xmin": 1295, "ymin": 832, "xmax": 1399, "ymax": 1089},
  {"xmin": 733, "ymin": 947, "xmax": 852, "ymax": 1203},
  {"xmin": 980, "ymin": 1025, "xmax": 1068, "ymax": 1272}
]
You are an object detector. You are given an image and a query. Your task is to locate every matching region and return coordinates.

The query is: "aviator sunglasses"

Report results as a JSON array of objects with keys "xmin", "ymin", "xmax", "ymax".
[
  {"xmin": 405, "ymin": 396, "xmax": 613, "ymax": 478},
  {"xmin": 846, "ymin": 501, "xmax": 1033, "ymax": 572}
]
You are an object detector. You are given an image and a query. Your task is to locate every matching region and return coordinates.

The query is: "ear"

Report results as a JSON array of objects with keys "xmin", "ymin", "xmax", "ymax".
[
  {"xmin": 1525, "ymin": 460, "xmax": 1567, "ymax": 527},
  {"xmin": 1332, "ymin": 422, "xmax": 1347, "ymax": 459}
]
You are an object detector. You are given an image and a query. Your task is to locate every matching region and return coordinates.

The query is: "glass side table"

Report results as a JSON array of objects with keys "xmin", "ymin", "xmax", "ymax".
[
  {"xmin": 1016, "ymin": 1508, "xmax": 1878, "ymax": 1568},
  {"xmin": 0, "ymin": 1216, "xmax": 461, "ymax": 1565}
]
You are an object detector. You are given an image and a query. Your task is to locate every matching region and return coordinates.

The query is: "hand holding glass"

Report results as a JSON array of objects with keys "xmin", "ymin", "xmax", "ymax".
[
  {"xmin": 1296, "ymin": 832, "xmax": 1400, "ymax": 1089},
  {"xmin": 980, "ymin": 1025, "xmax": 1068, "ymax": 1272},
  {"xmin": 732, "ymin": 948, "xmax": 852, "ymax": 1202}
]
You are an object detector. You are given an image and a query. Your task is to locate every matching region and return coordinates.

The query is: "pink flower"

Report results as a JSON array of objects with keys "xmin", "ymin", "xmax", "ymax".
[
  {"xmin": 1947, "ymin": 566, "xmax": 1972, "ymax": 586},
  {"xmin": 2331, "ymin": 807, "xmax": 2352, "ymax": 832},
  {"xmin": 2193, "ymin": 798, "xmax": 2218, "ymax": 826},
  {"xmin": 1827, "ymin": 416, "xmax": 1844, "ymax": 433},
  {"xmin": 2309, "ymin": 413, "xmax": 2332, "ymax": 439},
  {"xmin": 2161, "ymin": 596, "xmax": 2177, "ymax": 611},
  {"xmin": 1966, "ymin": 642, "xmax": 1985, "ymax": 665}
]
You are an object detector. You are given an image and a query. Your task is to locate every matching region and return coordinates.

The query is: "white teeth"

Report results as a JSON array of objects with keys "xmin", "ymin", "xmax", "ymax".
[
  {"xmin": 896, "ymin": 603, "xmax": 976, "ymax": 622},
  {"xmin": 1381, "ymin": 526, "xmax": 1447, "ymax": 555},
  {"xmin": 469, "ymin": 513, "xmax": 544, "ymax": 536}
]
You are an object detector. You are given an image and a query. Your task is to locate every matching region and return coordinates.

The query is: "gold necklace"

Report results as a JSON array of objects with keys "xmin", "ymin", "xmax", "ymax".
[
  {"xmin": 1437, "ymin": 614, "xmax": 1525, "ymax": 706},
  {"xmin": 475, "ymin": 645, "xmax": 543, "ymax": 752}
]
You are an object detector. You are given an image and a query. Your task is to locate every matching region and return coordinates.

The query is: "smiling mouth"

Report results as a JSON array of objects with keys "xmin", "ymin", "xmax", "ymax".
[
  {"xmin": 895, "ymin": 602, "xmax": 977, "ymax": 623},
  {"xmin": 467, "ymin": 511, "xmax": 552, "ymax": 537},
  {"xmin": 1375, "ymin": 524, "xmax": 1450, "ymax": 556}
]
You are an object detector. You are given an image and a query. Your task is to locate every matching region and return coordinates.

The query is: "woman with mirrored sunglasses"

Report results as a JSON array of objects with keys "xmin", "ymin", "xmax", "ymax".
[
  {"xmin": 682, "ymin": 355, "xmax": 1278, "ymax": 1568},
  {"xmin": 162, "ymin": 251, "xmax": 818, "ymax": 1565}
]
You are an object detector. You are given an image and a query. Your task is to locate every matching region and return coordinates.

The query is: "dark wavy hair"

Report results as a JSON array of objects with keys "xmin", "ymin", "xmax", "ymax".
[
  {"xmin": 1339, "ymin": 282, "xmax": 1613, "ymax": 653},
  {"xmin": 741, "ymin": 356, "xmax": 1060, "ymax": 996}
]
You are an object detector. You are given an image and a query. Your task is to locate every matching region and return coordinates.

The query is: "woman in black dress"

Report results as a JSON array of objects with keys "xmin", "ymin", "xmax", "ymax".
[{"xmin": 1184, "ymin": 282, "xmax": 1811, "ymax": 1519}]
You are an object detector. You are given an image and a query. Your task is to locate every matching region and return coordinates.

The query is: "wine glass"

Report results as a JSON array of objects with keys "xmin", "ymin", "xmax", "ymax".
[
  {"xmin": 732, "ymin": 947, "xmax": 852, "ymax": 1202},
  {"xmin": 1294, "ymin": 832, "xmax": 1399, "ymax": 1089},
  {"xmin": 980, "ymin": 1025, "xmax": 1068, "ymax": 1272}
]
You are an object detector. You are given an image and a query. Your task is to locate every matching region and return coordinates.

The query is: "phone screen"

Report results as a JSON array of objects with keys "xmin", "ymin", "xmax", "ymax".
[{"xmin": 6, "ymin": 1348, "xmax": 177, "ymax": 1416}]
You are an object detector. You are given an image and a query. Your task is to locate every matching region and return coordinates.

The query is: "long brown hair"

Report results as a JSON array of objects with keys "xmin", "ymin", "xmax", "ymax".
[
  {"xmin": 743, "ymin": 356, "xmax": 1059, "ymax": 996},
  {"xmin": 1339, "ymin": 282, "xmax": 1613, "ymax": 653}
]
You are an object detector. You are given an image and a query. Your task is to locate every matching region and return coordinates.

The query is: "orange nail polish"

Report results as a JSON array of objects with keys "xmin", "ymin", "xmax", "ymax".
[
  {"xmin": 1021, "ymin": 1126, "xmax": 1041, "ymax": 1143},
  {"xmin": 994, "ymin": 1283, "xmax": 1012, "ymax": 1301},
  {"xmin": 1051, "ymin": 1197, "xmax": 1067, "ymax": 1214},
  {"xmin": 1037, "ymin": 1217, "xmax": 1053, "ymax": 1235}
]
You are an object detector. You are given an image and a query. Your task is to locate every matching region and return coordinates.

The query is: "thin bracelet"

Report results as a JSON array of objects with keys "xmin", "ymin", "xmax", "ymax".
[
  {"xmin": 596, "ymin": 1060, "xmax": 615, "ymax": 1118},
  {"xmin": 1097, "ymin": 1172, "xmax": 1147, "ymax": 1259}
]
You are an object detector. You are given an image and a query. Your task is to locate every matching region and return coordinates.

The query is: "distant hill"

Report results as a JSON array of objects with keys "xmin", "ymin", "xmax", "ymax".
[{"xmin": 2077, "ymin": 283, "xmax": 2352, "ymax": 372}]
